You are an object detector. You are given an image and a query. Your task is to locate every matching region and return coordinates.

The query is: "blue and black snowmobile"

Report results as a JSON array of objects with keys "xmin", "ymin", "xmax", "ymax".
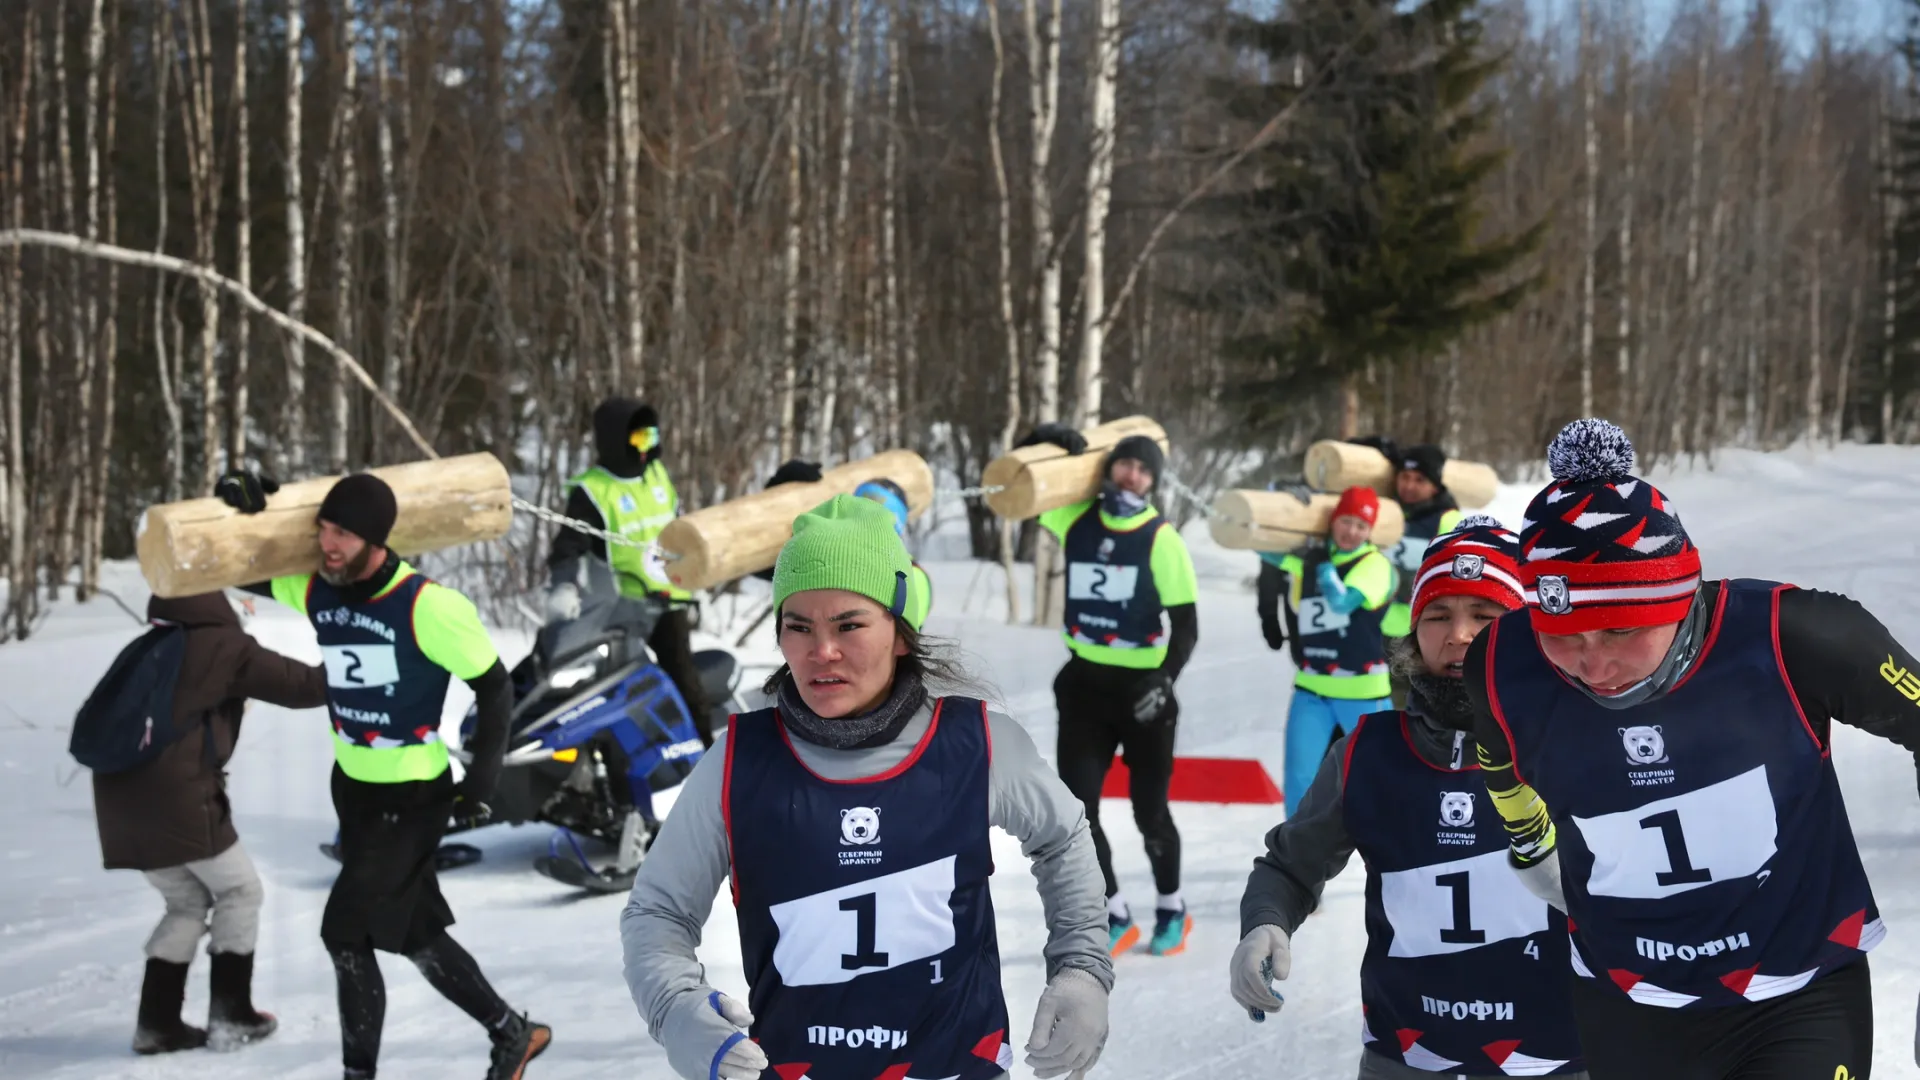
[{"xmin": 323, "ymin": 559, "xmax": 743, "ymax": 893}]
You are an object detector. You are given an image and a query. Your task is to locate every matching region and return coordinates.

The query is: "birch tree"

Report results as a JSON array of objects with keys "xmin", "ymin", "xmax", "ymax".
[
  {"xmin": 232, "ymin": 0, "xmax": 253, "ymax": 466},
  {"xmin": 1073, "ymin": 0, "xmax": 1120, "ymax": 428},
  {"xmin": 282, "ymin": 0, "xmax": 306, "ymax": 472}
]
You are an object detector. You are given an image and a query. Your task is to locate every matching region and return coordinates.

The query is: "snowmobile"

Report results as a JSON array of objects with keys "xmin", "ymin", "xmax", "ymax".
[{"xmin": 323, "ymin": 558, "xmax": 743, "ymax": 893}]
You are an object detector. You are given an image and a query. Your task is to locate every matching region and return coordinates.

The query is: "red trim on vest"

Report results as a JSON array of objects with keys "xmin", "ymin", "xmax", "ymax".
[
  {"xmin": 1667, "ymin": 582, "xmax": 1730, "ymax": 694},
  {"xmin": 1769, "ymin": 583, "xmax": 1826, "ymax": 756},
  {"xmin": 1482, "ymin": 619, "xmax": 1529, "ymax": 788},
  {"xmin": 722, "ymin": 714, "xmax": 741, "ymax": 906},
  {"xmin": 1340, "ymin": 713, "xmax": 1370, "ymax": 790},
  {"xmin": 1396, "ymin": 712, "xmax": 1479, "ymax": 774}
]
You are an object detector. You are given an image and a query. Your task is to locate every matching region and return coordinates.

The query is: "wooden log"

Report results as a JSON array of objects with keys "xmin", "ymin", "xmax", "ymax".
[
  {"xmin": 137, "ymin": 452, "xmax": 513, "ymax": 598},
  {"xmin": 659, "ymin": 449, "xmax": 935, "ymax": 592},
  {"xmin": 1301, "ymin": 440, "xmax": 1501, "ymax": 509},
  {"xmin": 1208, "ymin": 489, "xmax": 1407, "ymax": 553},
  {"xmin": 980, "ymin": 415, "xmax": 1168, "ymax": 520}
]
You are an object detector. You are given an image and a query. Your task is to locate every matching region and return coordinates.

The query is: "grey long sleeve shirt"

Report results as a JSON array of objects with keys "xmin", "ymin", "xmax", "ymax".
[
  {"xmin": 622, "ymin": 699, "xmax": 1113, "ymax": 1049},
  {"xmin": 1241, "ymin": 711, "xmax": 1473, "ymax": 937}
]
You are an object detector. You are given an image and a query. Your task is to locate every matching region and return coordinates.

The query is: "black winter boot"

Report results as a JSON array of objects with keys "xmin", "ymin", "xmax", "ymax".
[
  {"xmin": 207, "ymin": 951, "xmax": 278, "ymax": 1050},
  {"xmin": 133, "ymin": 957, "xmax": 209, "ymax": 1055},
  {"xmin": 484, "ymin": 1011, "xmax": 551, "ymax": 1080}
]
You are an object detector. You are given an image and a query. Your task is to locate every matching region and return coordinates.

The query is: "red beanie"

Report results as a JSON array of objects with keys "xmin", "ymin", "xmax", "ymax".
[
  {"xmin": 1519, "ymin": 419, "xmax": 1701, "ymax": 633},
  {"xmin": 1411, "ymin": 515, "xmax": 1526, "ymax": 624},
  {"xmin": 1332, "ymin": 485, "xmax": 1379, "ymax": 526}
]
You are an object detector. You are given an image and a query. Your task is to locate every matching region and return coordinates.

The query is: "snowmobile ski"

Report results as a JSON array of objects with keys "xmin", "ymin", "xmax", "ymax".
[
  {"xmin": 318, "ymin": 839, "xmax": 485, "ymax": 872},
  {"xmin": 534, "ymin": 854, "xmax": 635, "ymax": 893}
]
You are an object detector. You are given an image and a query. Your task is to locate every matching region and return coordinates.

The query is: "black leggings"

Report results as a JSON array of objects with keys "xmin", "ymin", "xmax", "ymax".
[
  {"xmin": 1054, "ymin": 656, "xmax": 1181, "ymax": 899},
  {"xmin": 1570, "ymin": 958, "xmax": 1872, "ymax": 1080},
  {"xmin": 329, "ymin": 933, "xmax": 509, "ymax": 1074}
]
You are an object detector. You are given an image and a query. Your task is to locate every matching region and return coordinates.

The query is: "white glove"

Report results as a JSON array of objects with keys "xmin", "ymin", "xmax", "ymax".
[
  {"xmin": 1229, "ymin": 925, "xmax": 1291, "ymax": 1019},
  {"xmin": 1513, "ymin": 848, "xmax": 1567, "ymax": 913},
  {"xmin": 659, "ymin": 991, "xmax": 767, "ymax": 1080},
  {"xmin": 1024, "ymin": 967, "xmax": 1109, "ymax": 1079},
  {"xmin": 546, "ymin": 582, "xmax": 582, "ymax": 623}
]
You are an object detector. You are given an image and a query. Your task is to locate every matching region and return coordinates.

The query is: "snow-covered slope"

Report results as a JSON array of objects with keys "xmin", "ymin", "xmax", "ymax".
[{"xmin": 3, "ymin": 443, "xmax": 1919, "ymax": 1078}]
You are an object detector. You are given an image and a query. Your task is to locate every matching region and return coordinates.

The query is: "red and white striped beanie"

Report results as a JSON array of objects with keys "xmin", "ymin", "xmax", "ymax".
[
  {"xmin": 1518, "ymin": 419, "xmax": 1701, "ymax": 633},
  {"xmin": 1410, "ymin": 515, "xmax": 1527, "ymax": 624}
]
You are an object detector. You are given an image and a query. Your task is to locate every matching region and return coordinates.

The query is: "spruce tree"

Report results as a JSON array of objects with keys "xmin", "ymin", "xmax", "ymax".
[
  {"xmin": 1884, "ymin": 0, "xmax": 1920, "ymax": 439},
  {"xmin": 1203, "ymin": 0, "xmax": 1544, "ymax": 433}
]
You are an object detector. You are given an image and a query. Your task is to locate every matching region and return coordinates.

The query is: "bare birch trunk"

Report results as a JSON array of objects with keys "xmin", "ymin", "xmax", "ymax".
[
  {"xmin": 1578, "ymin": 0, "xmax": 1595, "ymax": 417},
  {"xmin": 1672, "ymin": 10, "xmax": 1710, "ymax": 456},
  {"xmin": 1073, "ymin": 0, "xmax": 1119, "ymax": 428},
  {"xmin": 152, "ymin": 4, "xmax": 183, "ymax": 502},
  {"xmin": 612, "ymin": 0, "xmax": 644, "ymax": 393},
  {"xmin": 331, "ymin": 2, "xmax": 359, "ymax": 473},
  {"xmin": 185, "ymin": 0, "xmax": 223, "ymax": 492},
  {"xmin": 282, "ymin": 0, "xmax": 306, "ymax": 472},
  {"xmin": 231, "ymin": 0, "xmax": 252, "ymax": 466},
  {"xmin": 375, "ymin": 0, "xmax": 403, "ymax": 459},
  {"xmin": 1616, "ymin": 21, "xmax": 1634, "ymax": 409},
  {"xmin": 882, "ymin": 19, "xmax": 901, "ymax": 447},
  {"xmin": 986, "ymin": 0, "xmax": 1021, "ymax": 624},
  {"xmin": 1024, "ymin": 0, "xmax": 1063, "ymax": 425},
  {"xmin": 74, "ymin": 0, "xmax": 106, "ymax": 595},
  {"xmin": 5, "ymin": 9, "xmax": 34, "ymax": 633},
  {"xmin": 813, "ymin": 0, "xmax": 861, "ymax": 460},
  {"xmin": 85, "ymin": 0, "xmax": 117, "ymax": 596},
  {"xmin": 1024, "ymin": 0, "xmax": 1064, "ymax": 627},
  {"xmin": 1832, "ymin": 284, "xmax": 1858, "ymax": 444},
  {"xmin": 600, "ymin": 9, "xmax": 619, "ymax": 385},
  {"xmin": 665, "ymin": 6, "xmax": 688, "ymax": 399},
  {"xmin": 1745, "ymin": 65, "xmax": 1770, "ymax": 444},
  {"xmin": 777, "ymin": 51, "xmax": 805, "ymax": 461},
  {"xmin": 1881, "ymin": 89, "xmax": 1898, "ymax": 444},
  {"xmin": 1806, "ymin": 227, "xmax": 1823, "ymax": 445},
  {"xmin": 52, "ymin": 0, "xmax": 83, "ymax": 593}
]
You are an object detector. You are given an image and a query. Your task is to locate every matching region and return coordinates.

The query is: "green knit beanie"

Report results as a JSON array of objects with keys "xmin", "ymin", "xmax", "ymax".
[{"xmin": 772, "ymin": 493, "xmax": 920, "ymax": 630}]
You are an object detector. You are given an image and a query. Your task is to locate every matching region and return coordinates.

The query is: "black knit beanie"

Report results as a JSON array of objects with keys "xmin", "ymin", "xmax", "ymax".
[
  {"xmin": 318, "ymin": 473, "xmax": 398, "ymax": 548},
  {"xmin": 1399, "ymin": 444, "xmax": 1447, "ymax": 490},
  {"xmin": 1105, "ymin": 435, "xmax": 1164, "ymax": 491}
]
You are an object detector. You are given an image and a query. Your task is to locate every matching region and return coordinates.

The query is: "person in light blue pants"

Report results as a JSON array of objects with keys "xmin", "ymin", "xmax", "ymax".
[{"xmin": 1260, "ymin": 486, "xmax": 1398, "ymax": 817}]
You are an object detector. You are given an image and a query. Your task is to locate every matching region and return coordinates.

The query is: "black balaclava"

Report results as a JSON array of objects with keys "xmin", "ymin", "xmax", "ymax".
[
  {"xmin": 592, "ymin": 398, "xmax": 661, "ymax": 479},
  {"xmin": 777, "ymin": 666, "xmax": 929, "ymax": 751}
]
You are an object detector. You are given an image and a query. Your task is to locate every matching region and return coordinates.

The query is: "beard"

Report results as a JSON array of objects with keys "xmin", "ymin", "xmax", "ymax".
[{"xmin": 319, "ymin": 543, "xmax": 378, "ymax": 587}]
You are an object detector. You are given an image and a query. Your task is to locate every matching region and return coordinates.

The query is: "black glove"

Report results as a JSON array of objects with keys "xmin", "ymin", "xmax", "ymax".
[
  {"xmin": 1262, "ymin": 622, "xmax": 1287, "ymax": 653},
  {"xmin": 1132, "ymin": 672, "xmax": 1174, "ymax": 723},
  {"xmin": 766, "ymin": 458, "xmax": 825, "ymax": 488},
  {"xmin": 1015, "ymin": 423, "xmax": 1088, "ymax": 456},
  {"xmin": 215, "ymin": 469, "xmax": 279, "ymax": 513},
  {"xmin": 450, "ymin": 786, "xmax": 493, "ymax": 830}
]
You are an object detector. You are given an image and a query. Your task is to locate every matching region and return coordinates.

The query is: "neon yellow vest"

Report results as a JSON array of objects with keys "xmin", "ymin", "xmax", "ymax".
[{"xmin": 568, "ymin": 461, "xmax": 690, "ymax": 600}]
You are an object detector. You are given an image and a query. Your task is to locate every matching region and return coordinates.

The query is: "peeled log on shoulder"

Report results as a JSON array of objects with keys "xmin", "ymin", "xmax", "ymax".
[
  {"xmin": 1302, "ymin": 440, "xmax": 1501, "ymax": 509},
  {"xmin": 1208, "ymin": 489, "xmax": 1406, "ymax": 553},
  {"xmin": 137, "ymin": 453, "xmax": 513, "ymax": 598},
  {"xmin": 659, "ymin": 449, "xmax": 935, "ymax": 593},
  {"xmin": 981, "ymin": 415, "xmax": 1168, "ymax": 521}
]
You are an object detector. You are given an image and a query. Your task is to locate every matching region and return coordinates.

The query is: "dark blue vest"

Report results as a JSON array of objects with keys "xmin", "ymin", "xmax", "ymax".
[
  {"xmin": 724, "ymin": 698, "xmax": 1011, "ymax": 1080},
  {"xmin": 1488, "ymin": 580, "xmax": 1882, "ymax": 1009},
  {"xmin": 1295, "ymin": 547, "xmax": 1390, "ymax": 680},
  {"xmin": 1343, "ymin": 712, "xmax": 1584, "ymax": 1075},
  {"xmin": 1062, "ymin": 508, "xmax": 1166, "ymax": 652},
  {"xmin": 307, "ymin": 573, "xmax": 452, "ymax": 749},
  {"xmin": 1384, "ymin": 508, "xmax": 1451, "ymax": 605}
]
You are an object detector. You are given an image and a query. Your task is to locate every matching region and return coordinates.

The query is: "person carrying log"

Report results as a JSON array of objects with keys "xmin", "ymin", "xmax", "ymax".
[
  {"xmin": 1379, "ymin": 445, "xmax": 1465, "ymax": 641},
  {"xmin": 1262, "ymin": 486, "xmax": 1396, "ymax": 820},
  {"xmin": 216, "ymin": 469, "xmax": 551, "ymax": 1080},
  {"xmin": 545, "ymin": 398, "xmax": 712, "ymax": 745},
  {"xmin": 1020, "ymin": 423, "xmax": 1200, "ymax": 959},
  {"xmin": 757, "ymin": 460, "xmax": 933, "ymax": 625}
]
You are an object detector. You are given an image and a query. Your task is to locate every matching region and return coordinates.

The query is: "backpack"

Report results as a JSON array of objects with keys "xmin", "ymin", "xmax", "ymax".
[{"xmin": 69, "ymin": 624, "xmax": 192, "ymax": 774}]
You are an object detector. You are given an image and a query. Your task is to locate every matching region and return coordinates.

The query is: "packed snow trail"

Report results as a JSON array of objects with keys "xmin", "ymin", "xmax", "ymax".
[{"xmin": 2, "ymin": 444, "xmax": 1919, "ymax": 1078}]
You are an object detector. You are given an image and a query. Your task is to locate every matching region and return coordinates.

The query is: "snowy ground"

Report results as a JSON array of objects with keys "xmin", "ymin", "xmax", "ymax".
[{"xmin": 4, "ymin": 443, "xmax": 1920, "ymax": 1078}]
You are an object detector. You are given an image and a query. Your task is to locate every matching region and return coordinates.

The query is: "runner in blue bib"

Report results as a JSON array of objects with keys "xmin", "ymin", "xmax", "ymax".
[{"xmin": 621, "ymin": 494, "xmax": 1113, "ymax": 1080}]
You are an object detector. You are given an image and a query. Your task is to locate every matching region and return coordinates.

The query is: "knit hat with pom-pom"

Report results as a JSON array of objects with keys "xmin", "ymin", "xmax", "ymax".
[
  {"xmin": 1411, "ymin": 514, "xmax": 1526, "ymax": 625},
  {"xmin": 1518, "ymin": 418, "xmax": 1700, "ymax": 633}
]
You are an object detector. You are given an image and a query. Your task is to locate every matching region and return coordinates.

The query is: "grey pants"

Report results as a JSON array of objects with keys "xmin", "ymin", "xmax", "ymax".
[
  {"xmin": 1358, "ymin": 1047, "xmax": 1589, "ymax": 1080},
  {"xmin": 141, "ymin": 842, "xmax": 264, "ymax": 963}
]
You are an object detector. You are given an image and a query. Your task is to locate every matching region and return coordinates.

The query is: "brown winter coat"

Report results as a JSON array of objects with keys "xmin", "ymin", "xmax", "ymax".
[{"xmin": 91, "ymin": 592, "xmax": 328, "ymax": 871}]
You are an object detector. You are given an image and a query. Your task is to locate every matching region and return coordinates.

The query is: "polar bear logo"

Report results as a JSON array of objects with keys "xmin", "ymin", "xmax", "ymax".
[
  {"xmin": 840, "ymin": 807, "xmax": 882, "ymax": 845},
  {"xmin": 1439, "ymin": 791, "xmax": 1475, "ymax": 828},
  {"xmin": 1536, "ymin": 574, "xmax": 1572, "ymax": 615},
  {"xmin": 1619, "ymin": 725, "xmax": 1667, "ymax": 766},
  {"xmin": 1450, "ymin": 554, "xmax": 1485, "ymax": 581}
]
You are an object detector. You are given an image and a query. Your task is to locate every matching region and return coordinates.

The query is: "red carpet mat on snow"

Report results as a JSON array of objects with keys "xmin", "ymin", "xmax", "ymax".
[{"xmin": 1100, "ymin": 756, "xmax": 1283, "ymax": 804}]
